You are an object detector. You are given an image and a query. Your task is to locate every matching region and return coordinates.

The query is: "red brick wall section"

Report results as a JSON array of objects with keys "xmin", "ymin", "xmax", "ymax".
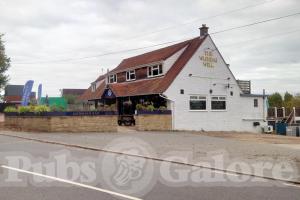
[
  {"xmin": 5, "ymin": 116, "xmax": 118, "ymax": 132},
  {"xmin": 135, "ymin": 114, "xmax": 172, "ymax": 131}
]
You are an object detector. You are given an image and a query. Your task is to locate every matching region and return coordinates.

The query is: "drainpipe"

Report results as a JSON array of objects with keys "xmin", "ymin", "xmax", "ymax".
[{"xmin": 159, "ymin": 94, "xmax": 175, "ymax": 130}]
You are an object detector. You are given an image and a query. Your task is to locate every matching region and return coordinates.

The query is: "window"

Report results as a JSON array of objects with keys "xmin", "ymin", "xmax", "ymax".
[
  {"xmin": 148, "ymin": 64, "xmax": 163, "ymax": 77},
  {"xmin": 211, "ymin": 96, "xmax": 226, "ymax": 110},
  {"xmin": 189, "ymin": 95, "xmax": 207, "ymax": 110},
  {"xmin": 254, "ymin": 99, "xmax": 258, "ymax": 107},
  {"xmin": 91, "ymin": 83, "xmax": 96, "ymax": 92},
  {"xmin": 108, "ymin": 74, "xmax": 117, "ymax": 83},
  {"xmin": 126, "ymin": 70, "xmax": 136, "ymax": 81}
]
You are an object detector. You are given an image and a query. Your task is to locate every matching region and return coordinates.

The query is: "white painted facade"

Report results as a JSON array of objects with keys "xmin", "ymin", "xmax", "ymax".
[{"xmin": 163, "ymin": 36, "xmax": 267, "ymax": 133}]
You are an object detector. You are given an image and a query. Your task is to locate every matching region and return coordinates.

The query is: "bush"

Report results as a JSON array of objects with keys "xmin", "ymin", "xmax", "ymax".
[
  {"xmin": 4, "ymin": 106, "xmax": 18, "ymax": 113},
  {"xmin": 50, "ymin": 105, "xmax": 65, "ymax": 112},
  {"xmin": 146, "ymin": 104, "xmax": 155, "ymax": 111},
  {"xmin": 136, "ymin": 104, "xmax": 145, "ymax": 111},
  {"xmin": 18, "ymin": 106, "xmax": 31, "ymax": 113},
  {"xmin": 63, "ymin": 94, "xmax": 77, "ymax": 105},
  {"xmin": 101, "ymin": 104, "xmax": 116, "ymax": 111},
  {"xmin": 34, "ymin": 105, "xmax": 50, "ymax": 113},
  {"xmin": 110, "ymin": 104, "xmax": 116, "ymax": 111},
  {"xmin": 158, "ymin": 106, "xmax": 167, "ymax": 111}
]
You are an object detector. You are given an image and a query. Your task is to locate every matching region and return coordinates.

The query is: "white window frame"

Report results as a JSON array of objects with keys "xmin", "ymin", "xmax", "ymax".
[
  {"xmin": 189, "ymin": 95, "xmax": 207, "ymax": 111},
  {"xmin": 126, "ymin": 70, "xmax": 136, "ymax": 81},
  {"xmin": 91, "ymin": 83, "xmax": 96, "ymax": 92},
  {"xmin": 108, "ymin": 74, "xmax": 117, "ymax": 83},
  {"xmin": 211, "ymin": 96, "xmax": 227, "ymax": 111},
  {"xmin": 148, "ymin": 64, "xmax": 163, "ymax": 77}
]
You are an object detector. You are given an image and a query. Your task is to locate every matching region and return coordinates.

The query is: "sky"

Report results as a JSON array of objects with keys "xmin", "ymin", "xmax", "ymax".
[{"xmin": 0, "ymin": 0, "xmax": 299, "ymax": 96}]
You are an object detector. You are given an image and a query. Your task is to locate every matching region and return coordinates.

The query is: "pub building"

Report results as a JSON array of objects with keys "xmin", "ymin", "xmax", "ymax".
[{"xmin": 79, "ymin": 25, "xmax": 266, "ymax": 133}]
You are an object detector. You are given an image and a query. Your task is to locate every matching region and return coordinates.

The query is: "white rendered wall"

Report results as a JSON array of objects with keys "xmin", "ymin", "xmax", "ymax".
[
  {"xmin": 163, "ymin": 46, "xmax": 187, "ymax": 74},
  {"xmin": 164, "ymin": 36, "xmax": 267, "ymax": 133}
]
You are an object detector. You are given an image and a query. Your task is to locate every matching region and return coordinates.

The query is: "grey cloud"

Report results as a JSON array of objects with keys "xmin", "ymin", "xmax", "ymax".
[{"xmin": 0, "ymin": 0, "xmax": 300, "ymax": 96}]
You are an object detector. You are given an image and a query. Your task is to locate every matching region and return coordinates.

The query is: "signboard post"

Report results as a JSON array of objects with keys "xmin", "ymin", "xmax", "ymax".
[{"xmin": 21, "ymin": 80, "xmax": 34, "ymax": 106}]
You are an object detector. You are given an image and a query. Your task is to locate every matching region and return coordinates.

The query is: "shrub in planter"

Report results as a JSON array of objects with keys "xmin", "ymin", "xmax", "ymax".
[
  {"xmin": 18, "ymin": 106, "xmax": 31, "ymax": 113},
  {"xmin": 136, "ymin": 104, "xmax": 145, "ymax": 111},
  {"xmin": 110, "ymin": 104, "xmax": 116, "ymax": 111},
  {"xmin": 158, "ymin": 106, "xmax": 167, "ymax": 111},
  {"xmin": 34, "ymin": 105, "xmax": 50, "ymax": 114},
  {"xmin": 50, "ymin": 105, "xmax": 65, "ymax": 112},
  {"xmin": 4, "ymin": 106, "xmax": 18, "ymax": 113},
  {"xmin": 146, "ymin": 104, "xmax": 155, "ymax": 111}
]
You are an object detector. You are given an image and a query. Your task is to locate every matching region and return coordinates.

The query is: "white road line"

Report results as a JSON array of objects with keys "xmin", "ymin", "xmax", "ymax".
[
  {"xmin": 283, "ymin": 183, "xmax": 300, "ymax": 188},
  {"xmin": 214, "ymin": 171, "xmax": 239, "ymax": 177},
  {"xmin": 1, "ymin": 165, "xmax": 142, "ymax": 200}
]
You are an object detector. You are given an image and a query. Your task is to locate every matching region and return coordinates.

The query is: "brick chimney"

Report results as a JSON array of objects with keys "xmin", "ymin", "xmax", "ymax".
[{"xmin": 199, "ymin": 24, "xmax": 209, "ymax": 37}]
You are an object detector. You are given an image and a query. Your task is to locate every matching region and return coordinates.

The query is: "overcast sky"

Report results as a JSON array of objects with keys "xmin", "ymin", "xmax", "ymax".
[{"xmin": 0, "ymin": 0, "xmax": 299, "ymax": 96}]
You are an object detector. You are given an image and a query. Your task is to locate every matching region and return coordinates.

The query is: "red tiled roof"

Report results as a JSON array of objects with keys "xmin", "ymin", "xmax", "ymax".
[
  {"xmin": 79, "ymin": 36, "xmax": 206, "ymax": 100},
  {"xmin": 62, "ymin": 89, "xmax": 86, "ymax": 96},
  {"xmin": 110, "ymin": 38, "xmax": 194, "ymax": 73},
  {"xmin": 79, "ymin": 81, "xmax": 106, "ymax": 101},
  {"xmin": 78, "ymin": 75, "xmax": 106, "ymax": 101},
  {"xmin": 4, "ymin": 96, "xmax": 22, "ymax": 102},
  {"xmin": 4, "ymin": 95, "xmax": 36, "ymax": 103}
]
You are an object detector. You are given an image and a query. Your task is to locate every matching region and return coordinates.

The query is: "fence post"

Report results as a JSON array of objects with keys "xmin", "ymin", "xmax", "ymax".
[
  {"xmin": 274, "ymin": 107, "xmax": 277, "ymax": 119},
  {"xmin": 282, "ymin": 107, "xmax": 285, "ymax": 118}
]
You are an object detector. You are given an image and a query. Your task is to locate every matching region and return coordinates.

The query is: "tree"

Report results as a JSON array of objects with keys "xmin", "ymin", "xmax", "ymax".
[
  {"xmin": 63, "ymin": 94, "xmax": 77, "ymax": 105},
  {"xmin": 0, "ymin": 34, "xmax": 10, "ymax": 99},
  {"xmin": 284, "ymin": 92, "xmax": 293, "ymax": 103},
  {"xmin": 268, "ymin": 92, "xmax": 283, "ymax": 108},
  {"xmin": 291, "ymin": 96, "xmax": 300, "ymax": 108},
  {"xmin": 283, "ymin": 91, "xmax": 294, "ymax": 108}
]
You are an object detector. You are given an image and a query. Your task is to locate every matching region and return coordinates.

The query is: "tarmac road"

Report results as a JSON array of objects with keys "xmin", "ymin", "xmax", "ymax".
[{"xmin": 0, "ymin": 134, "xmax": 299, "ymax": 200}]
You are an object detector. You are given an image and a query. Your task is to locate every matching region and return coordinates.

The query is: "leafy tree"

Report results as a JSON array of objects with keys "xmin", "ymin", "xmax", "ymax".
[
  {"xmin": 291, "ymin": 96, "xmax": 300, "ymax": 108},
  {"xmin": 0, "ymin": 34, "xmax": 10, "ymax": 99},
  {"xmin": 283, "ymin": 91, "xmax": 294, "ymax": 108},
  {"xmin": 284, "ymin": 92, "xmax": 293, "ymax": 103},
  {"xmin": 268, "ymin": 92, "xmax": 283, "ymax": 107},
  {"xmin": 63, "ymin": 94, "xmax": 77, "ymax": 105}
]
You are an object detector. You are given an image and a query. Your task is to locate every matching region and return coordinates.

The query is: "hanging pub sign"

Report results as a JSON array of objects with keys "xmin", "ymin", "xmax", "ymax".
[
  {"xmin": 199, "ymin": 49, "xmax": 217, "ymax": 68},
  {"xmin": 102, "ymin": 88, "xmax": 116, "ymax": 99}
]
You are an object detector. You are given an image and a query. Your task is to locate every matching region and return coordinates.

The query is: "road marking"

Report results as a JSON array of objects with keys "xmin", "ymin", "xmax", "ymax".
[
  {"xmin": 1, "ymin": 165, "xmax": 142, "ymax": 200},
  {"xmin": 283, "ymin": 183, "xmax": 300, "ymax": 188},
  {"xmin": 214, "ymin": 171, "xmax": 239, "ymax": 177}
]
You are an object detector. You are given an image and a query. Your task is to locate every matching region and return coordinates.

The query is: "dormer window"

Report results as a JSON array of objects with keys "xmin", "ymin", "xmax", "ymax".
[
  {"xmin": 108, "ymin": 74, "xmax": 117, "ymax": 83},
  {"xmin": 148, "ymin": 64, "xmax": 163, "ymax": 77},
  {"xmin": 91, "ymin": 83, "xmax": 96, "ymax": 92},
  {"xmin": 126, "ymin": 70, "xmax": 136, "ymax": 81}
]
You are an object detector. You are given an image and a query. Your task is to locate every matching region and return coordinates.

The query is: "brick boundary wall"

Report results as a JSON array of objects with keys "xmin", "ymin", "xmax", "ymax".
[
  {"xmin": 135, "ymin": 114, "xmax": 172, "ymax": 131},
  {"xmin": 5, "ymin": 115, "xmax": 118, "ymax": 132}
]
